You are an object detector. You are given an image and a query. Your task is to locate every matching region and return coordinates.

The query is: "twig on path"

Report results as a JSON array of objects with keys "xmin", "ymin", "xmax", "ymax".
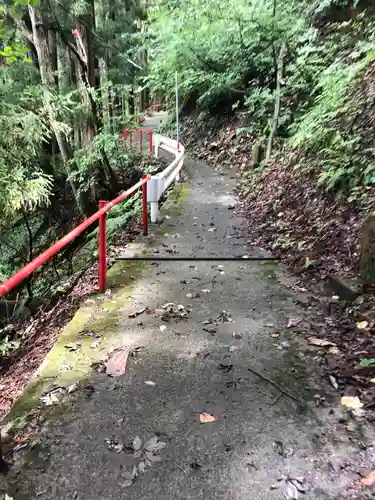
[
  {"xmin": 176, "ymin": 464, "xmax": 187, "ymax": 474},
  {"xmin": 247, "ymin": 367, "xmax": 303, "ymax": 404},
  {"xmin": 271, "ymin": 393, "xmax": 283, "ymax": 406},
  {"xmin": 196, "ymin": 272, "xmax": 221, "ymax": 288}
]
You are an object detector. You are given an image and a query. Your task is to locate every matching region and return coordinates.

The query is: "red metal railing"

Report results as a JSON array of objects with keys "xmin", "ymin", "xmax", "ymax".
[
  {"xmin": 122, "ymin": 128, "xmax": 153, "ymax": 154},
  {"xmin": 0, "ymin": 176, "xmax": 150, "ymax": 297}
]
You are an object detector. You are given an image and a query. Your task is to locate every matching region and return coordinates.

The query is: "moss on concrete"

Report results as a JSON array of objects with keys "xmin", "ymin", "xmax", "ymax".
[
  {"xmin": 162, "ymin": 183, "xmax": 190, "ymax": 217},
  {"xmin": 4, "ymin": 180, "xmax": 190, "ymax": 434}
]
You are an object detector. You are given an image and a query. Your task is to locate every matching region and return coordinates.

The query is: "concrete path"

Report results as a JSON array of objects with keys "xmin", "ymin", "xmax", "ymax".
[{"xmin": 1, "ymin": 120, "xmax": 362, "ymax": 499}]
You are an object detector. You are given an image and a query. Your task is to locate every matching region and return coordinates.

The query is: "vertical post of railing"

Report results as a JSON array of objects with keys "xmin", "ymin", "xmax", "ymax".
[
  {"xmin": 123, "ymin": 128, "xmax": 127, "ymax": 139},
  {"xmin": 98, "ymin": 200, "xmax": 107, "ymax": 293},
  {"xmin": 130, "ymin": 131, "xmax": 133, "ymax": 146},
  {"xmin": 139, "ymin": 129, "xmax": 143, "ymax": 153},
  {"xmin": 142, "ymin": 176, "xmax": 148, "ymax": 236},
  {"xmin": 146, "ymin": 130, "xmax": 152, "ymax": 153}
]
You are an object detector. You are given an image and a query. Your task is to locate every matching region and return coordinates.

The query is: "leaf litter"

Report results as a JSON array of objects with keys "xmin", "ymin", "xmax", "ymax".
[
  {"xmin": 105, "ymin": 347, "xmax": 130, "ymax": 377},
  {"xmin": 199, "ymin": 412, "xmax": 217, "ymax": 423},
  {"xmin": 160, "ymin": 302, "xmax": 190, "ymax": 322},
  {"xmin": 271, "ymin": 475, "xmax": 307, "ymax": 499},
  {"xmin": 117, "ymin": 434, "xmax": 167, "ymax": 488},
  {"xmin": 307, "ymin": 337, "xmax": 336, "ymax": 348},
  {"xmin": 361, "ymin": 470, "xmax": 375, "ymax": 486}
]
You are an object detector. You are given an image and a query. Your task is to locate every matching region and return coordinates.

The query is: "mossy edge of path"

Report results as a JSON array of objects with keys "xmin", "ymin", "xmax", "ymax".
[{"xmin": 2, "ymin": 182, "xmax": 191, "ymax": 437}]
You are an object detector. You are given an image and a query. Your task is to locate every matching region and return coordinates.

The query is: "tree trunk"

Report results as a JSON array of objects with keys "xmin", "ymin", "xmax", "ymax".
[
  {"xmin": 265, "ymin": 42, "xmax": 287, "ymax": 163},
  {"xmin": 28, "ymin": 6, "xmax": 89, "ymax": 216}
]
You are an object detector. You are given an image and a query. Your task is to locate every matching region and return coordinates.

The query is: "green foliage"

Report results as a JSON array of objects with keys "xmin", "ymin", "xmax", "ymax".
[
  {"xmin": 147, "ymin": 0, "xmax": 375, "ymax": 199},
  {"xmin": 147, "ymin": 0, "xmax": 307, "ymax": 111},
  {"xmin": 359, "ymin": 358, "xmax": 375, "ymax": 367},
  {"xmin": 0, "ymin": 335, "xmax": 20, "ymax": 356}
]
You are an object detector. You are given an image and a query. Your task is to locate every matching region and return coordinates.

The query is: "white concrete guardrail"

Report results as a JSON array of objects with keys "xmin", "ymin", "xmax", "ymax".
[{"xmin": 147, "ymin": 134, "xmax": 185, "ymax": 222}]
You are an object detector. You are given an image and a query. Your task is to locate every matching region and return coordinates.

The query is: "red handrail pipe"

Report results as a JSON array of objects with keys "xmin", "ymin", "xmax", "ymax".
[
  {"xmin": 122, "ymin": 128, "xmax": 153, "ymax": 154},
  {"xmin": 0, "ymin": 176, "xmax": 151, "ymax": 297}
]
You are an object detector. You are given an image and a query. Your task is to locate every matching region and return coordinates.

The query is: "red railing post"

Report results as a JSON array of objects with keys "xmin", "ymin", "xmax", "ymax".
[
  {"xmin": 123, "ymin": 128, "xmax": 127, "ymax": 139},
  {"xmin": 145, "ymin": 130, "xmax": 152, "ymax": 153},
  {"xmin": 130, "ymin": 131, "xmax": 133, "ymax": 146},
  {"xmin": 142, "ymin": 176, "xmax": 148, "ymax": 236},
  {"xmin": 139, "ymin": 129, "xmax": 143, "ymax": 153},
  {"xmin": 98, "ymin": 200, "xmax": 107, "ymax": 293}
]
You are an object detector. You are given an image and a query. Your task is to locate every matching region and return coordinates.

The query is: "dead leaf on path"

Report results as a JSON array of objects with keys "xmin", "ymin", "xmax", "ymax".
[
  {"xmin": 199, "ymin": 412, "xmax": 217, "ymax": 423},
  {"xmin": 328, "ymin": 346, "xmax": 341, "ymax": 355},
  {"xmin": 128, "ymin": 307, "xmax": 146, "ymax": 318},
  {"xmin": 58, "ymin": 363, "xmax": 72, "ymax": 372},
  {"xmin": 91, "ymin": 360, "xmax": 106, "ymax": 373},
  {"xmin": 105, "ymin": 437, "xmax": 124, "ymax": 453},
  {"xmin": 138, "ymin": 461, "xmax": 146, "ymax": 474},
  {"xmin": 160, "ymin": 325, "xmax": 167, "ymax": 332},
  {"xmin": 228, "ymin": 345, "xmax": 240, "ymax": 352},
  {"xmin": 361, "ymin": 470, "xmax": 375, "ymax": 486},
  {"xmin": 283, "ymin": 481, "xmax": 299, "ymax": 500},
  {"xmin": 270, "ymin": 332, "xmax": 280, "ymax": 338},
  {"xmin": 217, "ymin": 310, "xmax": 234, "ymax": 323},
  {"xmin": 341, "ymin": 396, "xmax": 363, "ymax": 409},
  {"xmin": 308, "ymin": 337, "xmax": 336, "ymax": 347},
  {"xmin": 208, "ymin": 228, "xmax": 217, "ymax": 232},
  {"xmin": 144, "ymin": 436, "xmax": 158, "ymax": 452},
  {"xmin": 201, "ymin": 289, "xmax": 211, "ymax": 294},
  {"xmin": 132, "ymin": 436, "xmax": 142, "ymax": 452},
  {"xmin": 278, "ymin": 341, "xmax": 291, "ymax": 350},
  {"xmin": 203, "ymin": 326, "xmax": 216, "ymax": 335},
  {"xmin": 145, "ymin": 380, "xmax": 156, "ymax": 386},
  {"xmin": 287, "ymin": 317, "xmax": 301, "ymax": 328},
  {"xmin": 145, "ymin": 451, "xmax": 162, "ymax": 462},
  {"xmin": 328, "ymin": 375, "xmax": 339, "ymax": 390},
  {"xmin": 232, "ymin": 332, "xmax": 242, "ymax": 339},
  {"xmin": 119, "ymin": 470, "xmax": 135, "ymax": 488},
  {"xmin": 5, "ymin": 495, "xmax": 14, "ymax": 500},
  {"xmin": 68, "ymin": 383, "xmax": 78, "ymax": 394},
  {"xmin": 40, "ymin": 392, "xmax": 60, "ymax": 406},
  {"xmin": 106, "ymin": 347, "xmax": 130, "ymax": 377},
  {"xmin": 64, "ymin": 342, "xmax": 81, "ymax": 352},
  {"xmin": 356, "ymin": 320, "xmax": 369, "ymax": 330}
]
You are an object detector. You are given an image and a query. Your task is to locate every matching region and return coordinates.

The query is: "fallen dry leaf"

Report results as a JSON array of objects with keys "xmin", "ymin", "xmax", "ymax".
[
  {"xmin": 160, "ymin": 325, "xmax": 167, "ymax": 332},
  {"xmin": 361, "ymin": 470, "xmax": 375, "ymax": 486},
  {"xmin": 208, "ymin": 228, "xmax": 217, "ymax": 232},
  {"xmin": 328, "ymin": 346, "xmax": 341, "ymax": 355},
  {"xmin": 145, "ymin": 380, "xmax": 156, "ymax": 386},
  {"xmin": 106, "ymin": 348, "xmax": 130, "ymax": 377},
  {"xmin": 356, "ymin": 320, "xmax": 369, "ymax": 330},
  {"xmin": 128, "ymin": 307, "xmax": 146, "ymax": 318},
  {"xmin": 308, "ymin": 337, "xmax": 336, "ymax": 347},
  {"xmin": 132, "ymin": 436, "xmax": 142, "ymax": 452},
  {"xmin": 199, "ymin": 412, "xmax": 217, "ymax": 423},
  {"xmin": 287, "ymin": 317, "xmax": 301, "ymax": 328},
  {"xmin": 270, "ymin": 332, "xmax": 280, "ymax": 338},
  {"xmin": 341, "ymin": 396, "xmax": 363, "ymax": 409}
]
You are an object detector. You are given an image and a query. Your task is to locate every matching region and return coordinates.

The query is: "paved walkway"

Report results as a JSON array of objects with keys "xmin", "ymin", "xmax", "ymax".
[{"xmin": 1, "ymin": 118, "xmax": 360, "ymax": 499}]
